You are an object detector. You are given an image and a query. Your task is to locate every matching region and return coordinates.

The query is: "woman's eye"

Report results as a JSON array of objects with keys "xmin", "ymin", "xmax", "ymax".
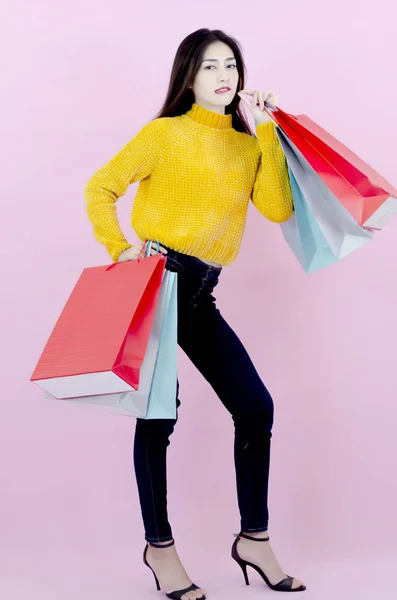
[{"xmin": 204, "ymin": 64, "xmax": 236, "ymax": 70}]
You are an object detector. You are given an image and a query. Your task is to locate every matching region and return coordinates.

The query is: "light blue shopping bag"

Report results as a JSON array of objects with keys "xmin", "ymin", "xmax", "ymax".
[
  {"xmin": 144, "ymin": 264, "xmax": 177, "ymax": 419},
  {"xmin": 281, "ymin": 165, "xmax": 339, "ymax": 273}
]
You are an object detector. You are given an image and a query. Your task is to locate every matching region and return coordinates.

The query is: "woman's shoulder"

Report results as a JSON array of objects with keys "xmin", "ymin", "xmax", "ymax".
[
  {"xmin": 138, "ymin": 115, "xmax": 179, "ymax": 133},
  {"xmin": 130, "ymin": 115, "xmax": 185, "ymax": 148}
]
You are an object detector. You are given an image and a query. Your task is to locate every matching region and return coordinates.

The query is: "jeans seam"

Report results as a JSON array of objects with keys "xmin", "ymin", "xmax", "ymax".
[
  {"xmin": 191, "ymin": 268, "xmax": 212, "ymax": 307},
  {"xmin": 145, "ymin": 436, "xmax": 160, "ymax": 541},
  {"xmin": 241, "ymin": 526, "xmax": 269, "ymax": 532}
]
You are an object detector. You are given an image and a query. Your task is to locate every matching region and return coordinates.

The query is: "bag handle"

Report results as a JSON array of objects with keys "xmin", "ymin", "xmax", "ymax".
[
  {"xmin": 259, "ymin": 102, "xmax": 280, "ymax": 124},
  {"xmin": 262, "ymin": 103, "xmax": 299, "ymax": 127},
  {"xmin": 137, "ymin": 240, "xmax": 160, "ymax": 262}
]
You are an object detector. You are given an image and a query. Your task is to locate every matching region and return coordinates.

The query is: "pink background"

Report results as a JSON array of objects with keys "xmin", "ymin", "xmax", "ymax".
[{"xmin": 2, "ymin": 1, "xmax": 397, "ymax": 598}]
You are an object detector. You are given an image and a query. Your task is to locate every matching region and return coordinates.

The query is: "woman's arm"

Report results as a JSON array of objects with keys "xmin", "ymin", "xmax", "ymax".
[
  {"xmin": 84, "ymin": 118, "xmax": 169, "ymax": 261},
  {"xmin": 251, "ymin": 121, "xmax": 294, "ymax": 223}
]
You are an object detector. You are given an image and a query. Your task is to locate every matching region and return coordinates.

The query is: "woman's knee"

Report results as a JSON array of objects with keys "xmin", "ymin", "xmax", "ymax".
[{"xmin": 232, "ymin": 393, "xmax": 274, "ymax": 431}]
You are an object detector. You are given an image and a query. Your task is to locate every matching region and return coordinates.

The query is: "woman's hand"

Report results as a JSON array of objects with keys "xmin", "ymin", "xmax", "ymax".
[
  {"xmin": 117, "ymin": 242, "xmax": 168, "ymax": 262},
  {"xmin": 237, "ymin": 89, "xmax": 278, "ymax": 124}
]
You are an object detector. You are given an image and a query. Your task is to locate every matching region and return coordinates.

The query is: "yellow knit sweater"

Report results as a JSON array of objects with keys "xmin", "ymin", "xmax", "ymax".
[{"xmin": 84, "ymin": 102, "xmax": 294, "ymax": 265}]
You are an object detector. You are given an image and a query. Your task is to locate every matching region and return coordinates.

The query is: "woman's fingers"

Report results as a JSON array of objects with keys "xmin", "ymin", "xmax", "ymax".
[
  {"xmin": 264, "ymin": 89, "xmax": 278, "ymax": 106},
  {"xmin": 118, "ymin": 242, "xmax": 167, "ymax": 262},
  {"xmin": 240, "ymin": 88, "xmax": 278, "ymax": 107}
]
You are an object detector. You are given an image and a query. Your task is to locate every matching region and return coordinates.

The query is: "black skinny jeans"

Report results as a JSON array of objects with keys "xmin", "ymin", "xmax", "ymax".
[{"xmin": 133, "ymin": 244, "xmax": 274, "ymax": 543}]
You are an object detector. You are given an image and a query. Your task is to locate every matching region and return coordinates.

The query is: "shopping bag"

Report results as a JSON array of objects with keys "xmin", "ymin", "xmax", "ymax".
[
  {"xmin": 267, "ymin": 105, "xmax": 397, "ymax": 229},
  {"xmin": 281, "ymin": 165, "xmax": 339, "ymax": 273},
  {"xmin": 277, "ymin": 127, "xmax": 374, "ymax": 260},
  {"xmin": 31, "ymin": 245, "xmax": 166, "ymax": 399},
  {"xmin": 144, "ymin": 266, "xmax": 177, "ymax": 419},
  {"xmin": 42, "ymin": 265, "xmax": 178, "ymax": 419}
]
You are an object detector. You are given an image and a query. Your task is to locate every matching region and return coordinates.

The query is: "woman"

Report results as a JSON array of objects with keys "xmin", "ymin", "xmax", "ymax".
[{"xmin": 84, "ymin": 28, "xmax": 306, "ymax": 600}]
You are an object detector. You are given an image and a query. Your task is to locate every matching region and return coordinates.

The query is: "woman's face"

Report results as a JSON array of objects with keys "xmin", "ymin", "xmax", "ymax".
[{"xmin": 190, "ymin": 41, "xmax": 240, "ymax": 113}]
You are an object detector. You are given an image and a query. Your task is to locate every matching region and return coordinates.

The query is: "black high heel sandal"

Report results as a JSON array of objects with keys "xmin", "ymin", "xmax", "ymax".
[
  {"xmin": 143, "ymin": 538, "xmax": 206, "ymax": 600},
  {"xmin": 231, "ymin": 532, "xmax": 306, "ymax": 592}
]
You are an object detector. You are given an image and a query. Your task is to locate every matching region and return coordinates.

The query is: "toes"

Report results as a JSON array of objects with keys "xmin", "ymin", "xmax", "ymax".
[
  {"xmin": 192, "ymin": 591, "xmax": 206, "ymax": 599},
  {"xmin": 181, "ymin": 588, "xmax": 206, "ymax": 599},
  {"xmin": 292, "ymin": 578, "xmax": 304, "ymax": 589}
]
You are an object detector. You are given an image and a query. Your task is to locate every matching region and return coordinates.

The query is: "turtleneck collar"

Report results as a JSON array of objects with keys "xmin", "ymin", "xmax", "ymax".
[{"xmin": 184, "ymin": 103, "xmax": 233, "ymax": 130}]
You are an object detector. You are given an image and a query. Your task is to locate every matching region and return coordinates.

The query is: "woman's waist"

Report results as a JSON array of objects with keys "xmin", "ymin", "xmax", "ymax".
[
  {"xmin": 145, "ymin": 240, "xmax": 223, "ymax": 277},
  {"xmin": 132, "ymin": 216, "xmax": 243, "ymax": 267},
  {"xmin": 163, "ymin": 243, "xmax": 222, "ymax": 274}
]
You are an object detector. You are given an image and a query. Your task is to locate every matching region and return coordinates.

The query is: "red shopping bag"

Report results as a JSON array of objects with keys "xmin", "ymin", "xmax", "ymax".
[
  {"xmin": 267, "ymin": 105, "xmax": 397, "ymax": 230},
  {"xmin": 31, "ymin": 253, "xmax": 166, "ymax": 399}
]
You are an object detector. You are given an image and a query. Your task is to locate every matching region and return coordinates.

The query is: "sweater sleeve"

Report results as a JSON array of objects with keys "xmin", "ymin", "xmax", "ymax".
[
  {"xmin": 84, "ymin": 118, "xmax": 169, "ymax": 261},
  {"xmin": 250, "ymin": 121, "xmax": 294, "ymax": 223}
]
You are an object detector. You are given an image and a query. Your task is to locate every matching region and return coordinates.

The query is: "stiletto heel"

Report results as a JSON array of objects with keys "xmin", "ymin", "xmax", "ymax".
[
  {"xmin": 231, "ymin": 532, "xmax": 306, "ymax": 592},
  {"xmin": 238, "ymin": 559, "xmax": 250, "ymax": 585},
  {"xmin": 143, "ymin": 538, "xmax": 206, "ymax": 600}
]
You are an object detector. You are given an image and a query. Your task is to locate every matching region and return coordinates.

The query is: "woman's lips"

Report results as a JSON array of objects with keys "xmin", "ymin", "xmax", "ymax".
[{"xmin": 215, "ymin": 88, "xmax": 231, "ymax": 94}]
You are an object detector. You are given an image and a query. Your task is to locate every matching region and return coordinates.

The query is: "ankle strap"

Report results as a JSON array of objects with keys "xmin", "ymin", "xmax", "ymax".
[
  {"xmin": 234, "ymin": 532, "xmax": 270, "ymax": 542},
  {"xmin": 148, "ymin": 539, "xmax": 175, "ymax": 548}
]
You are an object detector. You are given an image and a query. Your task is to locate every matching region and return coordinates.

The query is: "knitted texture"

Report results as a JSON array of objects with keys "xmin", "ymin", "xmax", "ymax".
[{"xmin": 84, "ymin": 103, "xmax": 294, "ymax": 264}]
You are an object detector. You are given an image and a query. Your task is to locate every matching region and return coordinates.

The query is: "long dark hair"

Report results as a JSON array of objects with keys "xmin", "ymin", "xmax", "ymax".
[{"xmin": 152, "ymin": 28, "xmax": 255, "ymax": 136}]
